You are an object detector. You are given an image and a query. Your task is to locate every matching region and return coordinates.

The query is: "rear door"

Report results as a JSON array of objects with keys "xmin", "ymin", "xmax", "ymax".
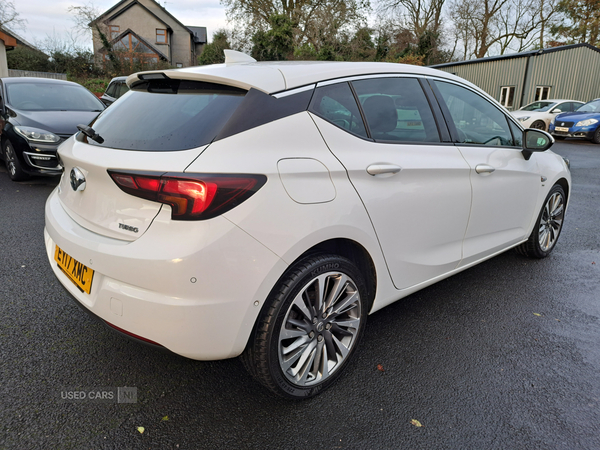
[{"xmin": 310, "ymin": 76, "xmax": 472, "ymax": 290}]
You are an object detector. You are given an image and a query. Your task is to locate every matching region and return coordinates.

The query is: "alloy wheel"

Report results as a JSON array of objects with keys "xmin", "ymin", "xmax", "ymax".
[
  {"xmin": 538, "ymin": 191, "xmax": 565, "ymax": 251},
  {"xmin": 5, "ymin": 143, "xmax": 16, "ymax": 177},
  {"xmin": 278, "ymin": 271, "xmax": 362, "ymax": 387}
]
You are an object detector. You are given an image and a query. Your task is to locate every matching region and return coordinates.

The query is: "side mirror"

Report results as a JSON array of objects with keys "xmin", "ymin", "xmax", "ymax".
[
  {"xmin": 551, "ymin": 108, "xmax": 562, "ymax": 113},
  {"xmin": 522, "ymin": 129, "xmax": 554, "ymax": 160}
]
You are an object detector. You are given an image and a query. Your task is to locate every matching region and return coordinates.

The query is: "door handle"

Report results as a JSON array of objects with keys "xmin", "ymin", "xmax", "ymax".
[
  {"xmin": 475, "ymin": 164, "xmax": 496, "ymax": 174},
  {"xmin": 366, "ymin": 164, "xmax": 402, "ymax": 177}
]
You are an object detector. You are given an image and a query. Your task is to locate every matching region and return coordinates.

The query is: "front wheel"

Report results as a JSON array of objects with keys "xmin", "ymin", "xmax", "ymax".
[
  {"xmin": 242, "ymin": 254, "xmax": 368, "ymax": 399},
  {"xmin": 516, "ymin": 184, "xmax": 566, "ymax": 258},
  {"xmin": 531, "ymin": 120, "xmax": 546, "ymax": 131},
  {"xmin": 592, "ymin": 127, "xmax": 600, "ymax": 144},
  {"xmin": 3, "ymin": 140, "xmax": 29, "ymax": 181}
]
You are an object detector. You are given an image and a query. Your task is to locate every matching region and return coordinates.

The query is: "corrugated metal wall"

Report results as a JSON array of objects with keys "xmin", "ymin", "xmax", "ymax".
[
  {"xmin": 525, "ymin": 46, "xmax": 600, "ymax": 104},
  {"xmin": 437, "ymin": 58, "xmax": 527, "ymax": 110},
  {"xmin": 435, "ymin": 46, "xmax": 600, "ymax": 109}
]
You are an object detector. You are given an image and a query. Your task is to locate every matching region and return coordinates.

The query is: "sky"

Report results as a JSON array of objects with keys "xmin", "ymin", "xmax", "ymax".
[{"xmin": 12, "ymin": 0, "xmax": 229, "ymax": 48}]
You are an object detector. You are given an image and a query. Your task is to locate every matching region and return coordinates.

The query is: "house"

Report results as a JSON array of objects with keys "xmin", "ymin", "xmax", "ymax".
[
  {"xmin": 90, "ymin": 0, "xmax": 207, "ymax": 69},
  {"xmin": 0, "ymin": 27, "xmax": 17, "ymax": 77},
  {"xmin": 432, "ymin": 44, "xmax": 600, "ymax": 110}
]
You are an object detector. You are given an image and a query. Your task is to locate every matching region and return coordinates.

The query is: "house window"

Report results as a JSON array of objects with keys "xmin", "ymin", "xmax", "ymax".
[
  {"xmin": 106, "ymin": 32, "xmax": 162, "ymax": 68},
  {"xmin": 499, "ymin": 86, "xmax": 515, "ymax": 108},
  {"xmin": 156, "ymin": 29, "xmax": 167, "ymax": 44},
  {"xmin": 535, "ymin": 86, "xmax": 551, "ymax": 101},
  {"xmin": 109, "ymin": 25, "xmax": 120, "ymax": 40}
]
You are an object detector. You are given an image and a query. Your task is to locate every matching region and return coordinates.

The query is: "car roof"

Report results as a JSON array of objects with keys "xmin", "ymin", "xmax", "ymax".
[
  {"xmin": 1, "ymin": 77, "xmax": 81, "ymax": 86},
  {"xmin": 127, "ymin": 60, "xmax": 471, "ymax": 95},
  {"xmin": 524, "ymin": 99, "xmax": 583, "ymax": 104}
]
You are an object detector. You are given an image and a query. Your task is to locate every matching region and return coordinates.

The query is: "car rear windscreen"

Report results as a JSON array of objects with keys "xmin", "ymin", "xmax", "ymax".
[{"xmin": 86, "ymin": 79, "xmax": 247, "ymax": 151}]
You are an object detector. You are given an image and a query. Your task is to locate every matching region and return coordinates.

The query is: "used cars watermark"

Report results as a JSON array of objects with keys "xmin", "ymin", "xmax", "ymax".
[{"xmin": 58, "ymin": 387, "xmax": 137, "ymax": 403}]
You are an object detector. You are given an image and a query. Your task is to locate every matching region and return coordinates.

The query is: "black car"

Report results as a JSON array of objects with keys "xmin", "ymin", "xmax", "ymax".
[
  {"xmin": 99, "ymin": 76, "xmax": 129, "ymax": 106},
  {"xmin": 0, "ymin": 77, "xmax": 105, "ymax": 181}
]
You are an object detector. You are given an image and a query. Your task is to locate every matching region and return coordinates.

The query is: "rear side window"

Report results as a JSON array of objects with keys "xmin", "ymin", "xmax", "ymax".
[
  {"xmin": 309, "ymin": 82, "xmax": 368, "ymax": 138},
  {"xmin": 568, "ymin": 102, "xmax": 583, "ymax": 112},
  {"xmin": 117, "ymin": 82, "xmax": 129, "ymax": 98},
  {"xmin": 88, "ymin": 79, "xmax": 246, "ymax": 151},
  {"xmin": 352, "ymin": 77, "xmax": 440, "ymax": 143},
  {"xmin": 105, "ymin": 82, "xmax": 118, "ymax": 98}
]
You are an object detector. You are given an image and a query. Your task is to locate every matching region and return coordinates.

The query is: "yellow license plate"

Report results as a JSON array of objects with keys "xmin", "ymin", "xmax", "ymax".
[
  {"xmin": 54, "ymin": 245, "xmax": 94, "ymax": 294},
  {"xmin": 555, "ymin": 127, "xmax": 569, "ymax": 132}
]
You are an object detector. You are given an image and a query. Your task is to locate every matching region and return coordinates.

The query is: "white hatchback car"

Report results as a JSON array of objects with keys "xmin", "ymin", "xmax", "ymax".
[
  {"xmin": 511, "ymin": 99, "xmax": 584, "ymax": 131},
  {"xmin": 45, "ymin": 51, "xmax": 571, "ymax": 399}
]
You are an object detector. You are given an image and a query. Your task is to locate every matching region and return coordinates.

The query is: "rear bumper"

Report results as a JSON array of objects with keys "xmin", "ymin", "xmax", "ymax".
[{"xmin": 44, "ymin": 188, "xmax": 286, "ymax": 360}]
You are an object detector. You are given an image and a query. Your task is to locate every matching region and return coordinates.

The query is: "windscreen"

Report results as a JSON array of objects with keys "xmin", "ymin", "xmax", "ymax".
[
  {"xmin": 6, "ymin": 82, "xmax": 104, "ymax": 112},
  {"xmin": 520, "ymin": 101, "xmax": 555, "ymax": 112},
  {"xmin": 577, "ymin": 100, "xmax": 600, "ymax": 113},
  {"xmin": 86, "ymin": 79, "xmax": 247, "ymax": 151}
]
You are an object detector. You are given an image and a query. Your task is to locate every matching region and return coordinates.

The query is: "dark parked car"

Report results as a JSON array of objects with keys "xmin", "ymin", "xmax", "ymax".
[
  {"xmin": 99, "ymin": 76, "xmax": 129, "ymax": 106},
  {"xmin": 0, "ymin": 77, "xmax": 105, "ymax": 181}
]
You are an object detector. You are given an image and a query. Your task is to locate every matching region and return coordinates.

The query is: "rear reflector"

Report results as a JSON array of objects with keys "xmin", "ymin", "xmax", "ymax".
[
  {"xmin": 108, "ymin": 170, "xmax": 266, "ymax": 220},
  {"xmin": 105, "ymin": 321, "xmax": 163, "ymax": 346}
]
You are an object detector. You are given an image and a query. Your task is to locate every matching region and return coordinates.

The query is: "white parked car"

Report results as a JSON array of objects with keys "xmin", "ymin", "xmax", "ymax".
[
  {"xmin": 511, "ymin": 99, "xmax": 584, "ymax": 131},
  {"xmin": 45, "ymin": 51, "xmax": 571, "ymax": 399}
]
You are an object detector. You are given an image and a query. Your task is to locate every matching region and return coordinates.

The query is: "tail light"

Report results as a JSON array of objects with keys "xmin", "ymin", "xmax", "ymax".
[{"xmin": 108, "ymin": 170, "xmax": 267, "ymax": 220}]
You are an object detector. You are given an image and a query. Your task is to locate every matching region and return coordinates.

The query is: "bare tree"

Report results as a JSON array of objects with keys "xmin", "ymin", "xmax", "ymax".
[
  {"xmin": 68, "ymin": 2, "xmax": 105, "ymax": 39},
  {"xmin": 536, "ymin": 0, "xmax": 561, "ymax": 48},
  {"xmin": 448, "ymin": 0, "xmax": 558, "ymax": 59},
  {"xmin": 378, "ymin": 0, "xmax": 446, "ymax": 39},
  {"xmin": 447, "ymin": 0, "xmax": 478, "ymax": 59},
  {"xmin": 0, "ymin": 0, "xmax": 27, "ymax": 32}
]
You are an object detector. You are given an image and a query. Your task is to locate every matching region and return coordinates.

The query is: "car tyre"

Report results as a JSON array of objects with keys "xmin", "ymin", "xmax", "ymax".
[
  {"xmin": 516, "ymin": 184, "xmax": 566, "ymax": 258},
  {"xmin": 531, "ymin": 120, "xmax": 546, "ymax": 131},
  {"xmin": 241, "ymin": 254, "xmax": 368, "ymax": 399},
  {"xmin": 3, "ymin": 140, "xmax": 29, "ymax": 181},
  {"xmin": 592, "ymin": 127, "xmax": 600, "ymax": 144}
]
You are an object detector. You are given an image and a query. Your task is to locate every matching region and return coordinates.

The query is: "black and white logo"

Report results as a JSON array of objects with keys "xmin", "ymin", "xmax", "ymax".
[{"xmin": 70, "ymin": 167, "xmax": 86, "ymax": 192}]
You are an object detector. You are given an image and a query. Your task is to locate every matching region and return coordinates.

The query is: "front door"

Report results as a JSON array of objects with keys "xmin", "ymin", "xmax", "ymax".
[{"xmin": 431, "ymin": 80, "xmax": 540, "ymax": 266}]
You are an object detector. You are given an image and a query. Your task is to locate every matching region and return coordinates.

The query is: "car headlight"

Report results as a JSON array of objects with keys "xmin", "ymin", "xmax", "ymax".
[
  {"xmin": 517, "ymin": 116, "xmax": 530, "ymax": 122},
  {"xmin": 14, "ymin": 126, "xmax": 61, "ymax": 143},
  {"xmin": 575, "ymin": 118, "xmax": 598, "ymax": 127}
]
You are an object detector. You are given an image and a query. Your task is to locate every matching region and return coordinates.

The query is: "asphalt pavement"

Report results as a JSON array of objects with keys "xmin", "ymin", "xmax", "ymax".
[{"xmin": 0, "ymin": 140, "xmax": 598, "ymax": 449}]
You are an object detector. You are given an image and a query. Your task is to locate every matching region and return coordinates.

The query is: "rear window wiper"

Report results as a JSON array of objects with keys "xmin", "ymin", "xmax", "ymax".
[{"xmin": 77, "ymin": 124, "xmax": 104, "ymax": 144}]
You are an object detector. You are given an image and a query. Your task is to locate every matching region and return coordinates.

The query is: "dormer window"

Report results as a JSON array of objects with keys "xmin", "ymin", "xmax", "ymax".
[{"xmin": 156, "ymin": 29, "xmax": 167, "ymax": 44}]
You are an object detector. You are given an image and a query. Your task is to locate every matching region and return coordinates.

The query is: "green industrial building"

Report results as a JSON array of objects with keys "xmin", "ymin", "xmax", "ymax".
[{"xmin": 432, "ymin": 43, "xmax": 600, "ymax": 111}]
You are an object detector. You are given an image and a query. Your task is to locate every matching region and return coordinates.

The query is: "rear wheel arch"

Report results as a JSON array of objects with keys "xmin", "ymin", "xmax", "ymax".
[
  {"xmin": 295, "ymin": 238, "xmax": 377, "ymax": 314},
  {"xmin": 244, "ymin": 238, "xmax": 377, "ymax": 352}
]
